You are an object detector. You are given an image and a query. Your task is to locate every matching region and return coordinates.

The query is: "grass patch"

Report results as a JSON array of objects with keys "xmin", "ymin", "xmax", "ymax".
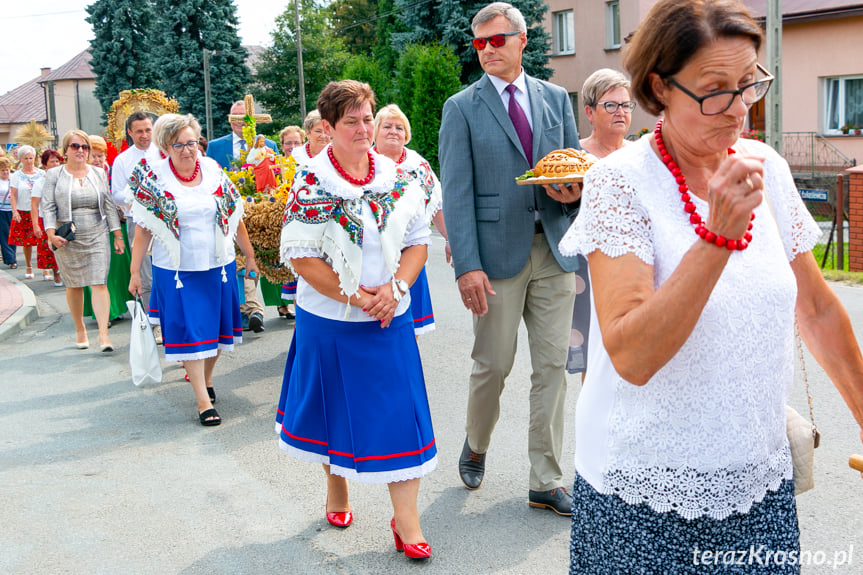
[
  {"xmin": 812, "ymin": 242, "xmax": 863, "ymax": 284},
  {"xmin": 812, "ymin": 242, "xmax": 849, "ymax": 270}
]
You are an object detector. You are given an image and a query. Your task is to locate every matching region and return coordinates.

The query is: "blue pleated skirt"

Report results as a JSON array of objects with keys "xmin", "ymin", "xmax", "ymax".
[
  {"xmin": 408, "ymin": 266, "xmax": 435, "ymax": 335},
  {"xmin": 275, "ymin": 307, "xmax": 437, "ymax": 483},
  {"xmin": 148, "ymin": 261, "xmax": 243, "ymax": 361},
  {"xmin": 281, "ymin": 280, "xmax": 297, "ymax": 301}
]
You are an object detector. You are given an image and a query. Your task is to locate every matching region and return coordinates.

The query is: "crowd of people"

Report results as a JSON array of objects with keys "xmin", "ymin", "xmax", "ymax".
[{"xmin": 3, "ymin": 0, "xmax": 863, "ymax": 570}]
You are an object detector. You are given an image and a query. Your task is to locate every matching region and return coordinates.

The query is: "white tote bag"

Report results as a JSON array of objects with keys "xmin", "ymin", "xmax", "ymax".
[{"xmin": 126, "ymin": 298, "xmax": 162, "ymax": 386}]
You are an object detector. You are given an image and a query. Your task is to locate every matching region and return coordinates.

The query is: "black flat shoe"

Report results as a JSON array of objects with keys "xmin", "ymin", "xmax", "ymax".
[
  {"xmin": 199, "ymin": 408, "xmax": 221, "ymax": 426},
  {"xmin": 528, "ymin": 487, "xmax": 573, "ymax": 516},
  {"xmin": 458, "ymin": 437, "xmax": 486, "ymax": 490},
  {"xmin": 207, "ymin": 387, "xmax": 216, "ymax": 403}
]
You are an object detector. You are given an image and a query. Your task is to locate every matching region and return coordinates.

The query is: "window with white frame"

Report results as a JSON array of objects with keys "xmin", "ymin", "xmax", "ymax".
[
  {"xmin": 825, "ymin": 75, "xmax": 863, "ymax": 133},
  {"xmin": 606, "ymin": 0, "xmax": 621, "ymax": 49},
  {"xmin": 553, "ymin": 10, "xmax": 575, "ymax": 56}
]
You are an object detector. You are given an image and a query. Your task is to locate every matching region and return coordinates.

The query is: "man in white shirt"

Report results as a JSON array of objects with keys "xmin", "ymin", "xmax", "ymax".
[{"xmin": 113, "ymin": 112, "xmax": 161, "ymax": 337}]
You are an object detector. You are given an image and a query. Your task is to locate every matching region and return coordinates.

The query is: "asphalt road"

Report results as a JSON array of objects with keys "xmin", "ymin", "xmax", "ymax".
[{"xmin": 1, "ymin": 236, "xmax": 861, "ymax": 574}]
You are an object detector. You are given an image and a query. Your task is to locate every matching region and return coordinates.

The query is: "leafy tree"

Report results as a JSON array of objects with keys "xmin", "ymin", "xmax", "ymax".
[
  {"xmin": 393, "ymin": 43, "xmax": 425, "ymax": 116},
  {"xmin": 155, "ymin": 0, "xmax": 249, "ymax": 135},
  {"xmin": 341, "ymin": 54, "xmax": 394, "ymax": 106},
  {"xmin": 254, "ymin": 0, "xmax": 350, "ymax": 127},
  {"xmin": 373, "ymin": 0, "xmax": 406, "ymax": 73},
  {"xmin": 406, "ymin": 44, "xmax": 461, "ymax": 172},
  {"xmin": 86, "ymin": 0, "xmax": 161, "ymax": 120},
  {"xmin": 330, "ymin": 0, "xmax": 378, "ymax": 55},
  {"xmin": 393, "ymin": 0, "xmax": 551, "ymax": 85}
]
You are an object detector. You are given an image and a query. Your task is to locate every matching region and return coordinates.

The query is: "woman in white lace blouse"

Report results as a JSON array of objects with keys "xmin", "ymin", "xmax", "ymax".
[{"xmin": 559, "ymin": 1, "xmax": 863, "ymax": 573}]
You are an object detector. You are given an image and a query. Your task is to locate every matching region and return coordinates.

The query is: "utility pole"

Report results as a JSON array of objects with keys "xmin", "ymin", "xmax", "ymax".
[
  {"xmin": 203, "ymin": 48, "xmax": 214, "ymax": 141},
  {"xmin": 766, "ymin": 0, "xmax": 782, "ymax": 153},
  {"xmin": 295, "ymin": 0, "xmax": 307, "ymax": 120}
]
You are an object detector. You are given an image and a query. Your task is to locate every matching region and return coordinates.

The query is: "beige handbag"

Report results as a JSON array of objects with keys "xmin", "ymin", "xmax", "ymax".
[
  {"xmin": 757, "ymin": 172, "xmax": 821, "ymax": 495},
  {"xmin": 786, "ymin": 322, "xmax": 820, "ymax": 496}
]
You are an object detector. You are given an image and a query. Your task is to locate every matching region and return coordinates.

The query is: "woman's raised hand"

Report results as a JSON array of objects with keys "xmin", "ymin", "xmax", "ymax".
[{"xmin": 705, "ymin": 153, "xmax": 765, "ymax": 241}]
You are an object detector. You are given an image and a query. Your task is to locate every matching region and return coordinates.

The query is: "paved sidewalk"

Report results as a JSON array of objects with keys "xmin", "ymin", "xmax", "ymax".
[{"xmin": 0, "ymin": 267, "xmax": 38, "ymax": 341}]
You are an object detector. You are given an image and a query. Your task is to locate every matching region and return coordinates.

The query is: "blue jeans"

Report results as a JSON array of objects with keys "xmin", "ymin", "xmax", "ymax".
[{"xmin": 0, "ymin": 211, "xmax": 16, "ymax": 265}]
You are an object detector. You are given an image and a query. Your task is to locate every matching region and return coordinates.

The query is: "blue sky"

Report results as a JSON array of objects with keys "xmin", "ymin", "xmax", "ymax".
[{"xmin": 0, "ymin": 0, "xmax": 289, "ymax": 95}]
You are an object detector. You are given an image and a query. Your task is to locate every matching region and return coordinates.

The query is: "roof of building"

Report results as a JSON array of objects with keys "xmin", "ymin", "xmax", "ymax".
[
  {"xmin": 39, "ymin": 49, "xmax": 95, "ymax": 83},
  {"xmin": 744, "ymin": 0, "xmax": 863, "ymax": 20},
  {"xmin": 0, "ymin": 75, "xmax": 46, "ymax": 125}
]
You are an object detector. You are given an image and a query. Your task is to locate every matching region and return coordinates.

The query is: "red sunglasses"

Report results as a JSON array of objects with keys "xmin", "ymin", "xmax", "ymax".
[{"xmin": 471, "ymin": 31, "xmax": 520, "ymax": 50}]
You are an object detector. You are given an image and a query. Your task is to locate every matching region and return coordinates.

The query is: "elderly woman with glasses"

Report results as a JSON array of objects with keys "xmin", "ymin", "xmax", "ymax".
[
  {"xmin": 558, "ymin": 0, "xmax": 863, "ymax": 573},
  {"xmin": 290, "ymin": 109, "xmax": 329, "ymax": 164},
  {"xmin": 127, "ymin": 113, "xmax": 258, "ymax": 427},
  {"xmin": 42, "ymin": 131, "xmax": 124, "ymax": 352},
  {"xmin": 565, "ymin": 69, "xmax": 637, "ymax": 376}
]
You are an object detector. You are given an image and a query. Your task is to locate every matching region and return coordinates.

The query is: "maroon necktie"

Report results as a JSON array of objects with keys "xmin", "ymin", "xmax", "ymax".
[{"xmin": 505, "ymin": 84, "xmax": 533, "ymax": 166}]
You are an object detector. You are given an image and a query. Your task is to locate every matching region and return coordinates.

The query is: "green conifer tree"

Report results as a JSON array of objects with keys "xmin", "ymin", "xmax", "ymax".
[
  {"xmin": 253, "ymin": 0, "xmax": 349, "ymax": 127},
  {"xmin": 155, "ymin": 0, "xmax": 249, "ymax": 135},
  {"xmin": 393, "ymin": 0, "xmax": 550, "ymax": 85},
  {"xmin": 86, "ymin": 0, "xmax": 161, "ymax": 120},
  {"xmin": 407, "ymin": 44, "xmax": 461, "ymax": 172}
]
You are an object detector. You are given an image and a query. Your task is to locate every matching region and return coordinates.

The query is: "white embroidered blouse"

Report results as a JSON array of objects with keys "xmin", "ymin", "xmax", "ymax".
[
  {"xmin": 558, "ymin": 136, "xmax": 821, "ymax": 520},
  {"xmin": 281, "ymin": 146, "xmax": 430, "ymax": 322}
]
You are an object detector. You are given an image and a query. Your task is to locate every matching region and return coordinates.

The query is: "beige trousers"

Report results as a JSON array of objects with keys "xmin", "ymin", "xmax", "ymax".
[
  {"xmin": 466, "ymin": 233, "xmax": 576, "ymax": 491},
  {"xmin": 240, "ymin": 275, "xmax": 264, "ymax": 316}
]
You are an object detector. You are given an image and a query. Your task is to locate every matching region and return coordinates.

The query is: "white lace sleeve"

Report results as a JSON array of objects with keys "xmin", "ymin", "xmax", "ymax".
[
  {"xmin": 766, "ymin": 154, "xmax": 822, "ymax": 261},
  {"xmin": 559, "ymin": 162, "xmax": 654, "ymax": 265},
  {"xmin": 284, "ymin": 247, "xmax": 322, "ymax": 260}
]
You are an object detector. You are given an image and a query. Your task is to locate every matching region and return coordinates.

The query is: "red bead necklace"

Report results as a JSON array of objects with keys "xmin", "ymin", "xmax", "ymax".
[
  {"xmin": 328, "ymin": 147, "xmax": 375, "ymax": 186},
  {"xmin": 372, "ymin": 146, "xmax": 406, "ymax": 164},
  {"xmin": 169, "ymin": 158, "xmax": 200, "ymax": 183},
  {"xmin": 654, "ymin": 119, "xmax": 753, "ymax": 251},
  {"xmin": 305, "ymin": 142, "xmax": 313, "ymax": 158}
]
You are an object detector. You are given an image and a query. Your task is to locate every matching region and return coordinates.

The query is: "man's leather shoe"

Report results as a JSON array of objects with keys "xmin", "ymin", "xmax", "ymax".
[
  {"xmin": 458, "ymin": 437, "xmax": 485, "ymax": 490},
  {"xmin": 241, "ymin": 313, "xmax": 250, "ymax": 331},
  {"xmin": 528, "ymin": 487, "xmax": 573, "ymax": 516},
  {"xmin": 249, "ymin": 312, "xmax": 265, "ymax": 333}
]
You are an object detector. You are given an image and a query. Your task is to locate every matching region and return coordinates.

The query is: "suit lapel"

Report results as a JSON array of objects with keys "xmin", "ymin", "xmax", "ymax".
[
  {"xmin": 526, "ymin": 76, "xmax": 545, "ymax": 165},
  {"xmin": 477, "ymin": 74, "xmax": 528, "ymax": 165}
]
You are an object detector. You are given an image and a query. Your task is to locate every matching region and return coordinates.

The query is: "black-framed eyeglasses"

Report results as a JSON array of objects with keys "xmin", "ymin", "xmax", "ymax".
[
  {"xmin": 171, "ymin": 141, "xmax": 199, "ymax": 152},
  {"xmin": 68, "ymin": 143, "xmax": 90, "ymax": 151},
  {"xmin": 594, "ymin": 100, "xmax": 636, "ymax": 114},
  {"xmin": 471, "ymin": 31, "xmax": 520, "ymax": 50},
  {"xmin": 665, "ymin": 63, "xmax": 774, "ymax": 116}
]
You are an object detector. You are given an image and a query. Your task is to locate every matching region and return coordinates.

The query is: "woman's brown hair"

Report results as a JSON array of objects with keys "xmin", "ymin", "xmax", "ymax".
[
  {"xmin": 317, "ymin": 80, "xmax": 376, "ymax": 127},
  {"xmin": 623, "ymin": 0, "xmax": 763, "ymax": 116}
]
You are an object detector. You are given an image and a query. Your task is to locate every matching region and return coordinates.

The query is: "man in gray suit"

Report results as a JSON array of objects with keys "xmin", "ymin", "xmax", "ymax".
[{"xmin": 439, "ymin": 1, "xmax": 580, "ymax": 516}]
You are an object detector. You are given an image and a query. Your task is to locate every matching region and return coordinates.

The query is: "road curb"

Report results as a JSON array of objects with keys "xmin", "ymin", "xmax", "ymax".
[{"xmin": 0, "ymin": 268, "xmax": 39, "ymax": 342}]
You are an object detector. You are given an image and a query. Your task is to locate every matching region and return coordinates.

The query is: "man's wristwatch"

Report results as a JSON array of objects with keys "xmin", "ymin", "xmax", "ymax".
[{"xmin": 394, "ymin": 278, "xmax": 409, "ymax": 295}]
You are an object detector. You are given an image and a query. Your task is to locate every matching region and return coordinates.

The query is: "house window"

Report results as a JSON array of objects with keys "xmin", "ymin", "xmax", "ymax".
[
  {"xmin": 825, "ymin": 75, "xmax": 863, "ymax": 133},
  {"xmin": 553, "ymin": 10, "xmax": 575, "ymax": 56},
  {"xmin": 606, "ymin": 1, "xmax": 621, "ymax": 49}
]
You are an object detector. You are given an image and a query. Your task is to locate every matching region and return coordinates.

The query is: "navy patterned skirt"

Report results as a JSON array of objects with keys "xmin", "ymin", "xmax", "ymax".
[{"xmin": 570, "ymin": 472, "xmax": 800, "ymax": 574}]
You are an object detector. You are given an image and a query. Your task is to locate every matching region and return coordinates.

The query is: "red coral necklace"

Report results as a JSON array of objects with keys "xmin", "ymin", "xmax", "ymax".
[
  {"xmin": 373, "ymin": 146, "xmax": 406, "ymax": 165},
  {"xmin": 654, "ymin": 118, "xmax": 753, "ymax": 251},
  {"xmin": 328, "ymin": 147, "xmax": 375, "ymax": 186},
  {"xmin": 170, "ymin": 158, "xmax": 200, "ymax": 183}
]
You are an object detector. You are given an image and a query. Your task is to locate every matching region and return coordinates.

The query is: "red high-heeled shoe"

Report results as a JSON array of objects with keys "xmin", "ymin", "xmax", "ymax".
[
  {"xmin": 325, "ymin": 500, "xmax": 352, "ymax": 528},
  {"xmin": 390, "ymin": 517, "xmax": 431, "ymax": 559}
]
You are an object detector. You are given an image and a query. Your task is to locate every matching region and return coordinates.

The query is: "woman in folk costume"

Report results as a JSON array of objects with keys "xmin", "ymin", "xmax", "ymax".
[
  {"xmin": 275, "ymin": 81, "xmax": 436, "ymax": 560},
  {"xmin": 128, "ymin": 113, "xmax": 259, "ymax": 427},
  {"xmin": 373, "ymin": 104, "xmax": 447, "ymax": 336}
]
